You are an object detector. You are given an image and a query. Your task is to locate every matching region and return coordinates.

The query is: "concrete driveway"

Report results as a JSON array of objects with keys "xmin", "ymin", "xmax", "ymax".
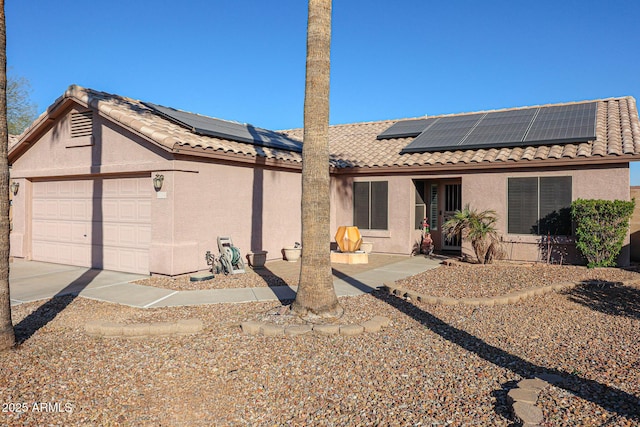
[
  {"xmin": 9, "ymin": 259, "xmax": 149, "ymax": 307},
  {"xmin": 9, "ymin": 255, "xmax": 443, "ymax": 308}
]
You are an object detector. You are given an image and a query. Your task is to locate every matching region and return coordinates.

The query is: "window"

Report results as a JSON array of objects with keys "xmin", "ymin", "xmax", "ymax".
[
  {"xmin": 354, "ymin": 181, "xmax": 388, "ymax": 230},
  {"xmin": 508, "ymin": 176, "xmax": 572, "ymax": 235},
  {"xmin": 414, "ymin": 181, "xmax": 426, "ymax": 230},
  {"xmin": 429, "ymin": 184, "xmax": 438, "ymax": 231}
]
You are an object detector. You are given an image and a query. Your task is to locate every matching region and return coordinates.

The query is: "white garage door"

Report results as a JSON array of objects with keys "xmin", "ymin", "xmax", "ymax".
[{"xmin": 32, "ymin": 177, "xmax": 151, "ymax": 274}]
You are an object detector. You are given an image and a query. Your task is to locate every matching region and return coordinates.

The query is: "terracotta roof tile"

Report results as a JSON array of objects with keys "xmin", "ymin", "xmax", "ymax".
[
  {"xmin": 495, "ymin": 148, "xmax": 510, "ymax": 162},
  {"xmin": 547, "ymin": 145, "xmax": 563, "ymax": 159},
  {"xmin": 534, "ymin": 146, "xmax": 549, "ymax": 160},
  {"xmin": 577, "ymin": 142, "xmax": 593, "ymax": 157}
]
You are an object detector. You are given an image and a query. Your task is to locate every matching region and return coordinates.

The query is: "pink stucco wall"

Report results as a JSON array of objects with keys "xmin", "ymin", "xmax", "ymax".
[
  {"xmin": 462, "ymin": 164, "xmax": 631, "ymax": 264},
  {"xmin": 332, "ymin": 163, "xmax": 632, "ymax": 265},
  {"xmin": 149, "ymin": 161, "xmax": 302, "ymax": 275},
  {"xmin": 10, "ymin": 101, "xmax": 633, "ymax": 274},
  {"xmin": 10, "ymin": 104, "xmax": 303, "ymax": 276}
]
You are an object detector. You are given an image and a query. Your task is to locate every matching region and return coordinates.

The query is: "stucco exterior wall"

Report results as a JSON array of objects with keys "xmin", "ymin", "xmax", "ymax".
[
  {"xmin": 10, "ymin": 106, "xmax": 169, "ymax": 265},
  {"xmin": 463, "ymin": 163, "xmax": 631, "ymax": 265},
  {"xmin": 149, "ymin": 161, "xmax": 302, "ymax": 275},
  {"xmin": 331, "ymin": 174, "xmax": 416, "ymax": 255},
  {"xmin": 629, "ymin": 186, "xmax": 640, "ymax": 261},
  {"xmin": 10, "ymin": 104, "xmax": 303, "ymax": 276}
]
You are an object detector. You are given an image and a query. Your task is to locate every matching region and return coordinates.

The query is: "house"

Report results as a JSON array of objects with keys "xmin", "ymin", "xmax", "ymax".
[{"xmin": 8, "ymin": 85, "xmax": 640, "ymax": 275}]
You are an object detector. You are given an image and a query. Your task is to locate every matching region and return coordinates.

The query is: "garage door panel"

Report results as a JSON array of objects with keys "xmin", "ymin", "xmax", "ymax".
[
  {"xmin": 118, "ymin": 200, "xmax": 138, "ymax": 222},
  {"xmin": 71, "ymin": 222, "xmax": 90, "ymax": 244},
  {"xmin": 72, "ymin": 200, "xmax": 91, "ymax": 221},
  {"xmin": 32, "ymin": 220, "xmax": 59, "ymax": 241},
  {"xmin": 102, "ymin": 200, "xmax": 118, "ymax": 222},
  {"xmin": 32, "ymin": 177, "xmax": 151, "ymax": 274}
]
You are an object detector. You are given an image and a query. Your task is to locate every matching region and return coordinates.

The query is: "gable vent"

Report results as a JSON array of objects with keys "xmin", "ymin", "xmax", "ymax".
[{"xmin": 70, "ymin": 111, "xmax": 93, "ymax": 138}]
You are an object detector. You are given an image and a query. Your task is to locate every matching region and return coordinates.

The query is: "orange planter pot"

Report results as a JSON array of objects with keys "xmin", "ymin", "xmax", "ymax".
[{"xmin": 335, "ymin": 226, "xmax": 362, "ymax": 252}]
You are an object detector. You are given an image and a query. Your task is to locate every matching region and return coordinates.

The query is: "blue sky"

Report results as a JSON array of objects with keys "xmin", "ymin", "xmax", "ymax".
[{"xmin": 7, "ymin": 1, "xmax": 640, "ymax": 182}]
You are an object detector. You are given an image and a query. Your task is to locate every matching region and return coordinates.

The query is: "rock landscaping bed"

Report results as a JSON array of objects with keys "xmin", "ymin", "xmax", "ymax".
[
  {"xmin": 396, "ymin": 262, "xmax": 640, "ymax": 299},
  {"xmin": 134, "ymin": 268, "xmax": 299, "ymax": 291},
  {"xmin": 2, "ymin": 263, "xmax": 639, "ymax": 426}
]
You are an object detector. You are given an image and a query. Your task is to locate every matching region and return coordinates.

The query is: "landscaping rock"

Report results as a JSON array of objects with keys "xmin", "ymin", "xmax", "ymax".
[
  {"xmin": 241, "ymin": 321, "xmax": 263, "ymax": 335},
  {"xmin": 360, "ymin": 319, "xmax": 382, "ymax": 333},
  {"xmin": 513, "ymin": 401, "xmax": 544, "ymax": 424},
  {"xmin": 285, "ymin": 325, "xmax": 313, "ymax": 336},
  {"xmin": 313, "ymin": 324, "xmax": 340, "ymax": 336},
  {"xmin": 507, "ymin": 388, "xmax": 539, "ymax": 405},
  {"xmin": 370, "ymin": 316, "xmax": 391, "ymax": 328},
  {"xmin": 518, "ymin": 378, "xmax": 548, "ymax": 391},
  {"xmin": 339, "ymin": 324, "xmax": 364, "ymax": 336},
  {"xmin": 260, "ymin": 323, "xmax": 285, "ymax": 336},
  {"xmin": 176, "ymin": 318, "xmax": 204, "ymax": 334}
]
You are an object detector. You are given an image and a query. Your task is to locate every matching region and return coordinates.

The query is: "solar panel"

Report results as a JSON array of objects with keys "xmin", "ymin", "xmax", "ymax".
[
  {"xmin": 461, "ymin": 108, "xmax": 538, "ymax": 148},
  {"xmin": 523, "ymin": 102, "xmax": 596, "ymax": 144},
  {"xmin": 401, "ymin": 102, "xmax": 598, "ymax": 153},
  {"xmin": 376, "ymin": 118, "xmax": 435, "ymax": 139},
  {"xmin": 402, "ymin": 113, "xmax": 484, "ymax": 152},
  {"xmin": 144, "ymin": 102, "xmax": 302, "ymax": 152}
]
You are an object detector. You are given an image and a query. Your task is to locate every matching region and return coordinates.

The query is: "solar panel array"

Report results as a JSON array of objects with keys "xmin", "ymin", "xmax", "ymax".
[
  {"xmin": 144, "ymin": 102, "xmax": 303, "ymax": 153},
  {"xmin": 376, "ymin": 118, "xmax": 435, "ymax": 139},
  {"xmin": 381, "ymin": 102, "xmax": 598, "ymax": 153}
]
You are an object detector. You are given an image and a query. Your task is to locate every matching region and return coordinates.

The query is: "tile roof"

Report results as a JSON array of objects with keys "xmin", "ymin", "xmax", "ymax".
[
  {"xmin": 283, "ymin": 97, "xmax": 640, "ymax": 169},
  {"xmin": 16, "ymin": 85, "xmax": 303, "ymax": 164},
  {"xmin": 12, "ymin": 85, "xmax": 640, "ymax": 170}
]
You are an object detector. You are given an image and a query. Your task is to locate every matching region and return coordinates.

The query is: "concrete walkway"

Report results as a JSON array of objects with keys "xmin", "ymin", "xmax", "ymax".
[{"xmin": 9, "ymin": 255, "xmax": 442, "ymax": 308}]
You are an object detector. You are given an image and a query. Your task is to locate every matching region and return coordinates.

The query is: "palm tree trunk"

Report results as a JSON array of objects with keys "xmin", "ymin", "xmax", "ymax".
[
  {"xmin": 0, "ymin": 0, "xmax": 15, "ymax": 351},
  {"xmin": 291, "ymin": 0, "xmax": 341, "ymax": 319}
]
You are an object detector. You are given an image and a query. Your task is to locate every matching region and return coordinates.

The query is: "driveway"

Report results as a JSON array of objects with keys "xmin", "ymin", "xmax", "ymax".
[{"xmin": 9, "ymin": 259, "xmax": 148, "ymax": 306}]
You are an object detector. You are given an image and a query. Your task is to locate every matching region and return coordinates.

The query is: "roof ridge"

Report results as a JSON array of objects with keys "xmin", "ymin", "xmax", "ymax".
[{"xmin": 289, "ymin": 96, "xmax": 637, "ymax": 131}]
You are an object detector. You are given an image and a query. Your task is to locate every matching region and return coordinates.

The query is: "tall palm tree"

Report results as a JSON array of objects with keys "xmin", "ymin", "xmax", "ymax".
[
  {"xmin": 0, "ymin": 0, "xmax": 15, "ymax": 351},
  {"xmin": 291, "ymin": 0, "xmax": 342, "ymax": 319}
]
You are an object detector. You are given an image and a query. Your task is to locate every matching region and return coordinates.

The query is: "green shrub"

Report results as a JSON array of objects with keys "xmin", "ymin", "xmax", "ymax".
[{"xmin": 571, "ymin": 198, "xmax": 635, "ymax": 268}]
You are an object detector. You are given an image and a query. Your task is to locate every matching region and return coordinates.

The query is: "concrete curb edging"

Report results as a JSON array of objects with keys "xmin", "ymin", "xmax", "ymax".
[
  {"xmin": 240, "ymin": 315, "xmax": 391, "ymax": 337},
  {"xmin": 382, "ymin": 281, "xmax": 580, "ymax": 306},
  {"xmin": 85, "ymin": 318, "xmax": 204, "ymax": 338}
]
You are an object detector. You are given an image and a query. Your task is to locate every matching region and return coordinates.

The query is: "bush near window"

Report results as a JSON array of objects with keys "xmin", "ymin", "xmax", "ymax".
[{"xmin": 571, "ymin": 198, "xmax": 635, "ymax": 268}]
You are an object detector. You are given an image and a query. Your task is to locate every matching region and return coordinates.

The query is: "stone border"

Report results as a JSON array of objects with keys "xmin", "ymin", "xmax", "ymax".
[
  {"xmin": 240, "ymin": 315, "xmax": 391, "ymax": 337},
  {"xmin": 383, "ymin": 277, "xmax": 640, "ymax": 306},
  {"xmin": 508, "ymin": 374, "xmax": 565, "ymax": 426},
  {"xmin": 382, "ymin": 281, "xmax": 580, "ymax": 306},
  {"xmin": 85, "ymin": 318, "xmax": 204, "ymax": 338}
]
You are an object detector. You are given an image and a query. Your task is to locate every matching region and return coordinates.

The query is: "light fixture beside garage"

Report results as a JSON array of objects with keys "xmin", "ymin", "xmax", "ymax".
[
  {"xmin": 10, "ymin": 181, "xmax": 19, "ymax": 196},
  {"xmin": 153, "ymin": 174, "xmax": 164, "ymax": 192}
]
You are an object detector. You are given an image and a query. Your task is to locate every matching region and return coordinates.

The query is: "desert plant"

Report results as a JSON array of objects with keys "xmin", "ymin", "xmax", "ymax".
[
  {"xmin": 571, "ymin": 198, "xmax": 635, "ymax": 268},
  {"xmin": 443, "ymin": 205, "xmax": 504, "ymax": 264}
]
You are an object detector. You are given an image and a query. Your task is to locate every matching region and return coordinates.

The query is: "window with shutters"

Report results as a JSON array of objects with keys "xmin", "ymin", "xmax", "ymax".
[
  {"xmin": 414, "ymin": 181, "xmax": 426, "ymax": 230},
  {"xmin": 353, "ymin": 181, "xmax": 388, "ymax": 230},
  {"xmin": 507, "ymin": 176, "xmax": 572, "ymax": 235}
]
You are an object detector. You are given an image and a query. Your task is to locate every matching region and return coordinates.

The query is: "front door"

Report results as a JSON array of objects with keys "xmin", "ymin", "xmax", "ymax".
[{"xmin": 443, "ymin": 183, "xmax": 462, "ymax": 249}]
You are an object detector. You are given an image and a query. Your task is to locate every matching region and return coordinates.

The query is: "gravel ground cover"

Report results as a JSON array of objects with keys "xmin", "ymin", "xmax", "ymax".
[
  {"xmin": 2, "ymin": 264, "xmax": 639, "ymax": 426},
  {"xmin": 134, "ymin": 268, "xmax": 300, "ymax": 291},
  {"xmin": 396, "ymin": 262, "xmax": 640, "ymax": 299}
]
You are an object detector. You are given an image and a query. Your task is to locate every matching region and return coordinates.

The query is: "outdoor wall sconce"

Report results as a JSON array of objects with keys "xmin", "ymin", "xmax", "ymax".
[
  {"xmin": 153, "ymin": 174, "xmax": 164, "ymax": 192},
  {"xmin": 10, "ymin": 181, "xmax": 19, "ymax": 196}
]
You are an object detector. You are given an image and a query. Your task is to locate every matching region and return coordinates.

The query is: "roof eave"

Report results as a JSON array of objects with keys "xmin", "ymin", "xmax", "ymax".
[{"xmin": 331, "ymin": 154, "xmax": 639, "ymax": 175}]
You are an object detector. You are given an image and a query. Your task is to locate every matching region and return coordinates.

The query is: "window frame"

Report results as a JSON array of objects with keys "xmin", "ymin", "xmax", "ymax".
[
  {"xmin": 353, "ymin": 180, "xmax": 388, "ymax": 231},
  {"xmin": 507, "ymin": 176, "xmax": 572, "ymax": 236}
]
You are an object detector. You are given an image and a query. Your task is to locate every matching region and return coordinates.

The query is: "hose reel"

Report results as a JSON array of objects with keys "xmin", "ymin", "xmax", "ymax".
[{"xmin": 206, "ymin": 236, "xmax": 245, "ymax": 275}]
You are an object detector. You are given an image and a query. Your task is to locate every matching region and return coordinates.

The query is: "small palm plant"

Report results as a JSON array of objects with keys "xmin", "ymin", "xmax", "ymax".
[{"xmin": 443, "ymin": 205, "xmax": 504, "ymax": 264}]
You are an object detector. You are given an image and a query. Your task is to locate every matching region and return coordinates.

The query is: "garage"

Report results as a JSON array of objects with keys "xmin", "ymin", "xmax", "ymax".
[{"xmin": 31, "ymin": 176, "xmax": 151, "ymax": 274}]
